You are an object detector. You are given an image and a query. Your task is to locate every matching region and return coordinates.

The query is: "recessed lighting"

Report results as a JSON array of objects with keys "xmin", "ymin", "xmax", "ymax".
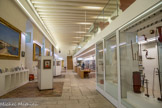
[
  {"xmin": 73, "ymin": 37, "xmax": 82, "ymax": 38},
  {"xmin": 77, "ymin": 22, "xmax": 92, "ymax": 25},
  {"xmin": 73, "ymin": 41, "xmax": 80, "ymax": 42},
  {"xmin": 75, "ymin": 31, "xmax": 86, "ymax": 33},
  {"xmin": 82, "ymin": 6, "xmax": 103, "ymax": 10},
  {"xmin": 93, "ymin": 16, "xmax": 109, "ymax": 19}
]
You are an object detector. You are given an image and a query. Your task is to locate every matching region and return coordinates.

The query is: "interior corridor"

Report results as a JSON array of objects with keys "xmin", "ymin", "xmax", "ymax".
[{"xmin": 0, "ymin": 70, "xmax": 115, "ymax": 108}]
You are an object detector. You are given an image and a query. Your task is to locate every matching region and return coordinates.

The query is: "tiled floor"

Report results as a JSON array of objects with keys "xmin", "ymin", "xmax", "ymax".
[{"xmin": 0, "ymin": 70, "xmax": 115, "ymax": 108}]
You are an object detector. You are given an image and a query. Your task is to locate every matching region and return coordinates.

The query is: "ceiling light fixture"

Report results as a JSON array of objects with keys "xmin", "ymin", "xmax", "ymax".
[
  {"xmin": 82, "ymin": 6, "xmax": 103, "ymax": 10},
  {"xmin": 77, "ymin": 22, "xmax": 92, "ymax": 25},
  {"xmin": 94, "ymin": 16, "xmax": 109, "ymax": 19},
  {"xmin": 73, "ymin": 37, "xmax": 82, "ymax": 38},
  {"xmin": 73, "ymin": 41, "xmax": 80, "ymax": 42},
  {"xmin": 75, "ymin": 31, "xmax": 86, "ymax": 33}
]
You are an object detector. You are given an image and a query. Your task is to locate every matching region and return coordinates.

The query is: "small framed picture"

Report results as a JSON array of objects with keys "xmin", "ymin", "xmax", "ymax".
[
  {"xmin": 57, "ymin": 61, "xmax": 60, "ymax": 66},
  {"xmin": 21, "ymin": 51, "xmax": 25, "ymax": 57},
  {"xmin": 43, "ymin": 60, "xmax": 51, "ymax": 69}
]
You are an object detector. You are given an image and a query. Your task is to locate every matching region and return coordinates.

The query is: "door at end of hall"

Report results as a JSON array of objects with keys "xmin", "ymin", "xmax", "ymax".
[{"xmin": 67, "ymin": 56, "xmax": 73, "ymax": 70}]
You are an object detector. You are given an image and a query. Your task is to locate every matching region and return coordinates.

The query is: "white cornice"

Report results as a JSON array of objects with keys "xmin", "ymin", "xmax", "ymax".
[{"xmin": 15, "ymin": 0, "xmax": 57, "ymax": 47}]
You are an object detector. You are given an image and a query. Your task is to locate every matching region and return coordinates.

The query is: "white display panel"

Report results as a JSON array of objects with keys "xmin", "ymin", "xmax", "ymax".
[{"xmin": 38, "ymin": 56, "xmax": 53, "ymax": 90}]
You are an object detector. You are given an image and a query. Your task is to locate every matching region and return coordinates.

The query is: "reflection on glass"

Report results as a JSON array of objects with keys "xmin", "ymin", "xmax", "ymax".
[
  {"xmin": 120, "ymin": 32, "xmax": 139, "ymax": 108},
  {"xmin": 96, "ymin": 42, "xmax": 104, "ymax": 90},
  {"xmin": 158, "ymin": 41, "xmax": 162, "ymax": 100},
  {"xmin": 120, "ymin": 30, "xmax": 162, "ymax": 108},
  {"xmin": 105, "ymin": 36, "xmax": 118, "ymax": 99}
]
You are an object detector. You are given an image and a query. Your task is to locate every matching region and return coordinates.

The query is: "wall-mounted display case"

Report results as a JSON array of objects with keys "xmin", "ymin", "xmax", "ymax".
[
  {"xmin": 105, "ymin": 34, "xmax": 118, "ymax": 100},
  {"xmin": 95, "ymin": 4, "xmax": 162, "ymax": 108},
  {"xmin": 96, "ymin": 41, "xmax": 104, "ymax": 90}
]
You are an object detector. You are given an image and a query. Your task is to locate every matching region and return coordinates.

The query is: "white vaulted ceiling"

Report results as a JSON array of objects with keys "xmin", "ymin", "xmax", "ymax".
[{"xmin": 28, "ymin": 0, "xmax": 117, "ymax": 46}]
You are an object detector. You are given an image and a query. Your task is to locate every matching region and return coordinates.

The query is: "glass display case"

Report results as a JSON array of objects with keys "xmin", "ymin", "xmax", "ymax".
[
  {"xmin": 119, "ymin": 8, "xmax": 162, "ymax": 108},
  {"xmin": 94, "ymin": 3, "xmax": 162, "ymax": 108},
  {"xmin": 105, "ymin": 35, "xmax": 118, "ymax": 99},
  {"xmin": 96, "ymin": 41, "xmax": 104, "ymax": 90}
]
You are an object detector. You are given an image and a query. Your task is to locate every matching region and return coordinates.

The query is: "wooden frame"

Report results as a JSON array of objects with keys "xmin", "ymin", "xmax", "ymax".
[
  {"xmin": 33, "ymin": 43, "xmax": 41, "ymax": 61},
  {"xmin": 0, "ymin": 17, "xmax": 21, "ymax": 60},
  {"xmin": 43, "ymin": 60, "xmax": 51, "ymax": 69},
  {"xmin": 52, "ymin": 45, "xmax": 54, "ymax": 56},
  {"xmin": 46, "ymin": 50, "xmax": 50, "ymax": 56}
]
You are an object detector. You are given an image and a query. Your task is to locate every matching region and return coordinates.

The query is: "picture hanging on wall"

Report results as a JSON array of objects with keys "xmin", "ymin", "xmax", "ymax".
[
  {"xmin": 21, "ymin": 51, "xmax": 25, "ymax": 57},
  {"xmin": 46, "ymin": 50, "xmax": 50, "ymax": 56},
  {"xmin": 57, "ymin": 61, "xmax": 60, "ymax": 66},
  {"xmin": 33, "ymin": 43, "xmax": 41, "ymax": 61},
  {"xmin": 52, "ymin": 45, "xmax": 54, "ymax": 56},
  {"xmin": 43, "ymin": 60, "xmax": 51, "ymax": 69},
  {"xmin": 0, "ymin": 17, "xmax": 21, "ymax": 60}
]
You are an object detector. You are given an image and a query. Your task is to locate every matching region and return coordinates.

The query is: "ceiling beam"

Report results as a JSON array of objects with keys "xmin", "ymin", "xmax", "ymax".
[
  {"xmin": 31, "ymin": 0, "xmax": 109, "ymax": 4},
  {"xmin": 34, "ymin": 4, "xmax": 116, "ymax": 10}
]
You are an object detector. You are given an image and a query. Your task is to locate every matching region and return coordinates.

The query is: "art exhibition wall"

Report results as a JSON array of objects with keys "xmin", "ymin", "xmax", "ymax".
[{"xmin": 0, "ymin": 0, "xmax": 53, "ymax": 74}]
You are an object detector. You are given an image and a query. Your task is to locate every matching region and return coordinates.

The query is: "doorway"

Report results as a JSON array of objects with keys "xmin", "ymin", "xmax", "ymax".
[{"xmin": 67, "ymin": 56, "xmax": 73, "ymax": 69}]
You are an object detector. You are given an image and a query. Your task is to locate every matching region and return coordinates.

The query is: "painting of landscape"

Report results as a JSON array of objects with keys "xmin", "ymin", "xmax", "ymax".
[
  {"xmin": 33, "ymin": 43, "xmax": 41, "ymax": 61},
  {"xmin": 0, "ymin": 21, "xmax": 20, "ymax": 59}
]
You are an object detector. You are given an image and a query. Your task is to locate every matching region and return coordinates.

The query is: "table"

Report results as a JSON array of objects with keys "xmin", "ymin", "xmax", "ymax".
[{"xmin": 78, "ymin": 70, "xmax": 91, "ymax": 79}]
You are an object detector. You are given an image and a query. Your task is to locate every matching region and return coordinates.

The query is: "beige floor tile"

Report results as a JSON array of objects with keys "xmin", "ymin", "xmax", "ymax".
[{"xmin": 0, "ymin": 70, "xmax": 116, "ymax": 108}]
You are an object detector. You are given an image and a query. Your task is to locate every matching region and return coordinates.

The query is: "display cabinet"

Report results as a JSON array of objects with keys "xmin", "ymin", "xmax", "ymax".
[
  {"xmin": 96, "ymin": 41, "xmax": 104, "ymax": 90},
  {"xmin": 105, "ymin": 34, "xmax": 118, "ymax": 100},
  {"xmin": 95, "ymin": 3, "xmax": 162, "ymax": 108},
  {"xmin": 0, "ymin": 69, "xmax": 29, "ymax": 96}
]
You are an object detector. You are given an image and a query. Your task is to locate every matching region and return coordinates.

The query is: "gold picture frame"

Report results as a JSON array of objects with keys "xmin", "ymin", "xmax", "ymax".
[
  {"xmin": 52, "ymin": 45, "xmax": 54, "ymax": 56},
  {"xmin": 46, "ymin": 50, "xmax": 50, "ymax": 56},
  {"xmin": 33, "ymin": 43, "xmax": 41, "ymax": 61},
  {"xmin": 0, "ymin": 17, "xmax": 21, "ymax": 60}
]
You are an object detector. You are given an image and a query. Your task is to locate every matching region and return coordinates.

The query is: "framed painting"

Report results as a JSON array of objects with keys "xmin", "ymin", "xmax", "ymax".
[
  {"xmin": 57, "ymin": 61, "xmax": 60, "ymax": 66},
  {"xmin": 0, "ymin": 17, "xmax": 21, "ymax": 60},
  {"xmin": 46, "ymin": 50, "xmax": 50, "ymax": 56},
  {"xmin": 43, "ymin": 60, "xmax": 51, "ymax": 69},
  {"xmin": 33, "ymin": 43, "xmax": 41, "ymax": 61},
  {"xmin": 52, "ymin": 45, "xmax": 54, "ymax": 56}
]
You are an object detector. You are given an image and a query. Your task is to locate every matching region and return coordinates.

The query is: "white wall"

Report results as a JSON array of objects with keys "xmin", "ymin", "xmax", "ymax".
[
  {"xmin": 0, "ymin": 0, "xmax": 53, "ymax": 75},
  {"xmin": 0, "ymin": 0, "xmax": 27, "ymax": 69},
  {"xmin": 57, "ymin": 44, "xmax": 76, "ymax": 67},
  {"xmin": 15, "ymin": 0, "xmax": 56, "ymax": 46}
]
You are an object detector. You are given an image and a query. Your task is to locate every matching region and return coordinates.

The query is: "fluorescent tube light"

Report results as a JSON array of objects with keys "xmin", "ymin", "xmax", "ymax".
[
  {"xmin": 73, "ymin": 37, "xmax": 82, "ymax": 38},
  {"xmin": 75, "ymin": 31, "xmax": 86, "ymax": 33},
  {"xmin": 82, "ymin": 6, "xmax": 103, "ymax": 10},
  {"xmin": 77, "ymin": 22, "xmax": 92, "ymax": 25}
]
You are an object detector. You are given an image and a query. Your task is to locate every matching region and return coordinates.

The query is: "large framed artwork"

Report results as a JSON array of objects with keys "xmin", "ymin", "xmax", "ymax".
[
  {"xmin": 0, "ymin": 17, "xmax": 21, "ymax": 60},
  {"xmin": 33, "ymin": 43, "xmax": 41, "ymax": 61}
]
